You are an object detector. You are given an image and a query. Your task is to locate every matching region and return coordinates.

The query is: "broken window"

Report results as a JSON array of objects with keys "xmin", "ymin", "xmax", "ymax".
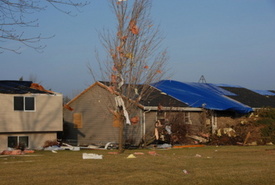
[{"xmin": 14, "ymin": 96, "xmax": 35, "ymax": 111}]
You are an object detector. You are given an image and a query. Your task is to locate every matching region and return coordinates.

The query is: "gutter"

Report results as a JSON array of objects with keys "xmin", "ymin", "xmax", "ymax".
[{"xmin": 143, "ymin": 106, "xmax": 203, "ymax": 112}]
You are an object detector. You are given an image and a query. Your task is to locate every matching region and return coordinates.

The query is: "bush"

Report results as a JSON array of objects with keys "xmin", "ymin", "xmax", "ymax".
[{"xmin": 256, "ymin": 108, "xmax": 275, "ymax": 143}]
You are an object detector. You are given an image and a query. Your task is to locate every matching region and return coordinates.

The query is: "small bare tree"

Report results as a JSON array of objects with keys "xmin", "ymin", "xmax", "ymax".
[
  {"xmin": 89, "ymin": 0, "xmax": 168, "ymax": 152},
  {"xmin": 0, "ymin": 0, "xmax": 88, "ymax": 53}
]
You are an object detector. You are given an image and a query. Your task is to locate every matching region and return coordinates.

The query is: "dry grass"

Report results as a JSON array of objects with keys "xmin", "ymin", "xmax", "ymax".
[{"xmin": 0, "ymin": 146, "xmax": 274, "ymax": 185}]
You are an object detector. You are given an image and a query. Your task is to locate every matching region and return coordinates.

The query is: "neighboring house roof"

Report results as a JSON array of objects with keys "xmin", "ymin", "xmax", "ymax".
[
  {"xmin": 152, "ymin": 80, "xmax": 253, "ymax": 114},
  {"xmin": 0, "ymin": 81, "xmax": 53, "ymax": 94},
  {"xmin": 218, "ymin": 85, "xmax": 275, "ymax": 108}
]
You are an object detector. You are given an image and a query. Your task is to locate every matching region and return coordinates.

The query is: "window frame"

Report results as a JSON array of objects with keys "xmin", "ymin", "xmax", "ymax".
[
  {"xmin": 14, "ymin": 96, "xmax": 36, "ymax": 112},
  {"xmin": 7, "ymin": 136, "xmax": 29, "ymax": 148}
]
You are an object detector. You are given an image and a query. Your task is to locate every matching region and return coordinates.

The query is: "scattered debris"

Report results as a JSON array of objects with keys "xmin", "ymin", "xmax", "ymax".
[
  {"xmin": 195, "ymin": 154, "xmax": 202, "ymax": 158},
  {"xmin": 216, "ymin": 128, "xmax": 236, "ymax": 137},
  {"xmin": 182, "ymin": 169, "xmax": 189, "ymax": 174},
  {"xmin": 1, "ymin": 150, "xmax": 23, "ymax": 155},
  {"xmin": 156, "ymin": 143, "xmax": 172, "ymax": 149},
  {"xmin": 43, "ymin": 141, "xmax": 81, "ymax": 151},
  {"xmin": 127, "ymin": 154, "xmax": 136, "ymax": 159},
  {"xmin": 82, "ymin": 153, "xmax": 103, "ymax": 159},
  {"xmin": 148, "ymin": 151, "xmax": 158, "ymax": 156},
  {"xmin": 44, "ymin": 146, "xmax": 63, "ymax": 151},
  {"xmin": 104, "ymin": 142, "xmax": 118, "ymax": 150},
  {"xmin": 24, "ymin": 150, "xmax": 35, "ymax": 154},
  {"xmin": 187, "ymin": 135, "xmax": 209, "ymax": 143},
  {"xmin": 134, "ymin": 152, "xmax": 144, "ymax": 155},
  {"xmin": 1, "ymin": 149, "xmax": 35, "ymax": 155}
]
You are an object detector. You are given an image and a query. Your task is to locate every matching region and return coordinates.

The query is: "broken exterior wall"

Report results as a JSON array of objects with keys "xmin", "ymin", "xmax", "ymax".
[
  {"xmin": 144, "ymin": 111, "xmax": 158, "ymax": 144},
  {"xmin": 166, "ymin": 111, "xmax": 207, "ymax": 144},
  {"xmin": 144, "ymin": 110, "xmax": 207, "ymax": 145}
]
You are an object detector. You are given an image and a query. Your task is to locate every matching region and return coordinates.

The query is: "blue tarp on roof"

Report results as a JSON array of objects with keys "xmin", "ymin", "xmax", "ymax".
[
  {"xmin": 152, "ymin": 80, "xmax": 253, "ymax": 114},
  {"xmin": 250, "ymin": 89, "xmax": 275, "ymax": 96}
]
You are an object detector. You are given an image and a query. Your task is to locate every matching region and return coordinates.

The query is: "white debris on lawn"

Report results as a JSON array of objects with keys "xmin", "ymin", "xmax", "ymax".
[{"xmin": 82, "ymin": 153, "xmax": 103, "ymax": 159}]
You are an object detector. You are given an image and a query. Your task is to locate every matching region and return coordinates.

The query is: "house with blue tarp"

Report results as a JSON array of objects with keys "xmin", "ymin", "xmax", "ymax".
[
  {"xmin": 63, "ymin": 80, "xmax": 275, "ymax": 146},
  {"xmin": 151, "ymin": 80, "xmax": 275, "ymax": 138},
  {"xmin": 152, "ymin": 80, "xmax": 253, "ymax": 114}
]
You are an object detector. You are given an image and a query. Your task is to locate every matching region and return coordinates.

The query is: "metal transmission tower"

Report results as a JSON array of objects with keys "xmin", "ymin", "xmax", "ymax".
[{"xmin": 198, "ymin": 75, "xmax": 207, "ymax": 83}]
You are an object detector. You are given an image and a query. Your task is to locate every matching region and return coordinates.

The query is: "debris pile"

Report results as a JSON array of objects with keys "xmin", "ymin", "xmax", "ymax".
[{"xmin": 210, "ymin": 110, "xmax": 275, "ymax": 145}]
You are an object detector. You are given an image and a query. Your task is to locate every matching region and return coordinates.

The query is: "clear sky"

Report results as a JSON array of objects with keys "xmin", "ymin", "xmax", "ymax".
[{"xmin": 1, "ymin": 0, "xmax": 275, "ymax": 97}]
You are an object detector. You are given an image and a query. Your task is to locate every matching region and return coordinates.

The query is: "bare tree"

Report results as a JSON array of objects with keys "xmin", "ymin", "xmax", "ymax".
[
  {"xmin": 89, "ymin": 0, "xmax": 168, "ymax": 152},
  {"xmin": 0, "ymin": 0, "xmax": 88, "ymax": 53}
]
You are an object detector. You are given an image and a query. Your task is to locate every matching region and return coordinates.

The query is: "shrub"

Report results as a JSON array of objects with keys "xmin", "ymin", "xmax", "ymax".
[{"xmin": 256, "ymin": 108, "xmax": 275, "ymax": 143}]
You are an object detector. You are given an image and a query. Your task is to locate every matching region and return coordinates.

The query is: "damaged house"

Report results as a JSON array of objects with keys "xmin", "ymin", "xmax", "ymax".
[
  {"xmin": 63, "ymin": 81, "xmax": 203, "ymax": 147},
  {"xmin": 151, "ymin": 80, "xmax": 253, "ymax": 143},
  {"xmin": 153, "ymin": 80, "xmax": 275, "ymax": 145},
  {"xmin": 63, "ymin": 80, "xmax": 259, "ymax": 147},
  {"xmin": 0, "ymin": 81, "xmax": 63, "ymax": 151},
  {"xmin": 63, "ymin": 81, "xmax": 144, "ymax": 147}
]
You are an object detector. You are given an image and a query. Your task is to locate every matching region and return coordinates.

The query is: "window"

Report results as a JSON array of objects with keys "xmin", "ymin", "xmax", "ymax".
[
  {"xmin": 8, "ymin": 136, "xmax": 29, "ymax": 148},
  {"xmin": 14, "ymin": 96, "xmax": 35, "ymax": 111}
]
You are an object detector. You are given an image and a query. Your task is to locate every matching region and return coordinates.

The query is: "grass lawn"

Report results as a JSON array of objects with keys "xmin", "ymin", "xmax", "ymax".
[{"xmin": 0, "ymin": 145, "xmax": 274, "ymax": 185}]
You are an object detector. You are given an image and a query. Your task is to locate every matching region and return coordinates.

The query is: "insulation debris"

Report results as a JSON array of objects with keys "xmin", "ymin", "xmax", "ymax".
[
  {"xmin": 82, "ymin": 153, "xmax": 103, "ymax": 159},
  {"xmin": 127, "ymin": 154, "xmax": 136, "ymax": 159}
]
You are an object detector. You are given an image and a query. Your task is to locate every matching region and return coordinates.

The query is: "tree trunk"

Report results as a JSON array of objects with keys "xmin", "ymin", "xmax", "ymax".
[{"xmin": 118, "ymin": 119, "xmax": 125, "ymax": 153}]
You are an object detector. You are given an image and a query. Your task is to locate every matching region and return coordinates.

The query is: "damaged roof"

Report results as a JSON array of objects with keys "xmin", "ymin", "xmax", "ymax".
[
  {"xmin": 99, "ymin": 81, "xmax": 189, "ymax": 107},
  {"xmin": 139, "ymin": 86, "xmax": 188, "ymax": 107},
  {"xmin": 66, "ymin": 80, "xmax": 275, "ymax": 113},
  {"xmin": 0, "ymin": 80, "xmax": 53, "ymax": 94},
  {"xmin": 152, "ymin": 80, "xmax": 253, "ymax": 114},
  {"xmin": 218, "ymin": 85, "xmax": 275, "ymax": 108}
]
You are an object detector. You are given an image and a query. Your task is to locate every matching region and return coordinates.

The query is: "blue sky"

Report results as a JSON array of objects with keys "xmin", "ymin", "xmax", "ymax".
[{"xmin": 1, "ymin": 0, "xmax": 275, "ymax": 97}]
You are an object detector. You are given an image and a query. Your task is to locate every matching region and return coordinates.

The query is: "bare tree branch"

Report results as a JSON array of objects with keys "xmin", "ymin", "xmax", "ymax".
[
  {"xmin": 0, "ymin": 0, "xmax": 89, "ymax": 53},
  {"xmin": 90, "ymin": 0, "xmax": 169, "ymax": 152}
]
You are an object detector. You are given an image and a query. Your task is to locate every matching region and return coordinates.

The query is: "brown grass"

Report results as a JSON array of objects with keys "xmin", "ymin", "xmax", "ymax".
[{"xmin": 0, "ymin": 146, "xmax": 274, "ymax": 185}]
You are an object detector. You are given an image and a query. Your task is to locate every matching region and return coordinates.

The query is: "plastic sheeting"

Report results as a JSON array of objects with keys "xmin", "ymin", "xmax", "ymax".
[
  {"xmin": 152, "ymin": 80, "xmax": 253, "ymax": 114},
  {"xmin": 250, "ymin": 89, "xmax": 275, "ymax": 96}
]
